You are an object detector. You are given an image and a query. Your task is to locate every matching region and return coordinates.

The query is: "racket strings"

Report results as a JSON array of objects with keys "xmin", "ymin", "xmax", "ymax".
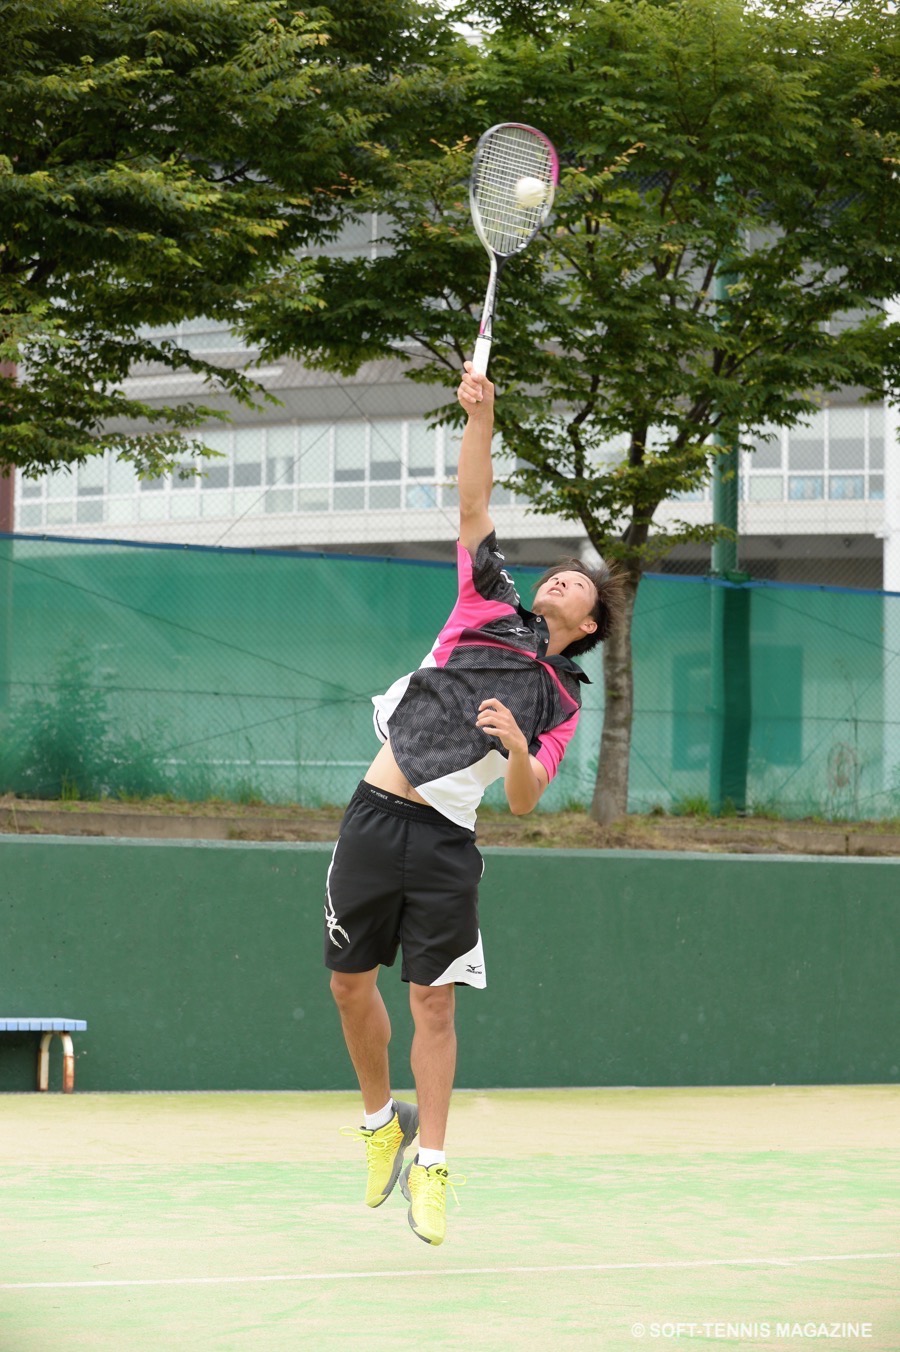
[{"xmin": 472, "ymin": 128, "xmax": 555, "ymax": 256}]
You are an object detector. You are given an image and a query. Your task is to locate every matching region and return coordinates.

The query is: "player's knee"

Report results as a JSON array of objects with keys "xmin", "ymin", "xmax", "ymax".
[
  {"xmin": 329, "ymin": 970, "xmax": 372, "ymax": 1010},
  {"xmin": 409, "ymin": 983, "xmax": 455, "ymax": 1031}
]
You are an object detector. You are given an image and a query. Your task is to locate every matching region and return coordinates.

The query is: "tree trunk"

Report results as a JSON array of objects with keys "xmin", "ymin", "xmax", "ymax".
[{"xmin": 590, "ymin": 565, "xmax": 641, "ymax": 824}]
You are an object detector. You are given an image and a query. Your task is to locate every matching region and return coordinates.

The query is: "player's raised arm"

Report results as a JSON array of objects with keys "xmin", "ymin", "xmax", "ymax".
[{"xmin": 456, "ymin": 362, "xmax": 496, "ymax": 553}]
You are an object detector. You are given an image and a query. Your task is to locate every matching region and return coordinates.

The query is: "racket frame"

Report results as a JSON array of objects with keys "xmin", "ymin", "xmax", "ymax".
[{"xmin": 468, "ymin": 122, "xmax": 559, "ymax": 376}]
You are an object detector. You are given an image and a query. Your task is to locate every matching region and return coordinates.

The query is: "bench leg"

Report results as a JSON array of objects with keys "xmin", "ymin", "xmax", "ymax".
[
  {"xmin": 37, "ymin": 1032, "xmax": 76, "ymax": 1093},
  {"xmin": 61, "ymin": 1033, "xmax": 75, "ymax": 1093},
  {"xmin": 37, "ymin": 1033, "xmax": 51, "ymax": 1091}
]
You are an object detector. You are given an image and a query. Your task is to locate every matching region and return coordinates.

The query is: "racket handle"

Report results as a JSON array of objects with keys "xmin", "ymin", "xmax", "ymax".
[{"xmin": 471, "ymin": 336, "xmax": 492, "ymax": 377}]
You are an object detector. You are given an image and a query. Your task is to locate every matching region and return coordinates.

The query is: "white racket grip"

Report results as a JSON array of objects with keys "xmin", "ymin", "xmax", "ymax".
[{"xmin": 471, "ymin": 336, "xmax": 492, "ymax": 377}]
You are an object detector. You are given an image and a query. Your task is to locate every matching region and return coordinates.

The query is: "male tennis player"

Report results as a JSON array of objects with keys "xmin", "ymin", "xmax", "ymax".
[{"xmin": 325, "ymin": 363, "xmax": 620, "ymax": 1246}]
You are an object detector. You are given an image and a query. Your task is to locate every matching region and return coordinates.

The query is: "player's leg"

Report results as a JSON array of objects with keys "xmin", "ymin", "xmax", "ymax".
[
  {"xmin": 331, "ymin": 966, "xmax": 419, "ymax": 1207},
  {"xmin": 325, "ymin": 784, "xmax": 419, "ymax": 1206},
  {"xmin": 329, "ymin": 967, "xmax": 391, "ymax": 1114},
  {"xmin": 408, "ymin": 981, "xmax": 456, "ymax": 1150},
  {"xmin": 399, "ymin": 815, "xmax": 483, "ymax": 1245},
  {"xmin": 401, "ymin": 978, "xmax": 467, "ymax": 1246}
]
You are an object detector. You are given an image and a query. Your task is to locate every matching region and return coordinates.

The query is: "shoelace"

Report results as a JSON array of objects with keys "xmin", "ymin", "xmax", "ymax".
[
  {"xmin": 340, "ymin": 1124, "xmax": 400, "ymax": 1161},
  {"xmin": 413, "ymin": 1166, "xmax": 467, "ymax": 1208}
]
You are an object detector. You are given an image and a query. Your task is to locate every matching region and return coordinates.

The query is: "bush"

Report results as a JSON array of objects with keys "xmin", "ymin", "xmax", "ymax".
[{"xmin": 0, "ymin": 647, "xmax": 169, "ymax": 800}]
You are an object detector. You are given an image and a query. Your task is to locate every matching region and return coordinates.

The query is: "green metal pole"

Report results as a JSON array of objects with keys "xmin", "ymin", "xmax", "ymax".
[
  {"xmin": 0, "ymin": 533, "xmax": 10, "ymax": 718},
  {"xmin": 711, "ymin": 428, "xmax": 738, "ymax": 578},
  {"xmin": 709, "ymin": 254, "xmax": 751, "ymax": 813}
]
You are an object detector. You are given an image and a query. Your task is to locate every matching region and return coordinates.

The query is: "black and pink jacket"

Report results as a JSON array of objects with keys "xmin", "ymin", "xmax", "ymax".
[{"xmin": 372, "ymin": 532, "xmax": 588, "ymax": 829}]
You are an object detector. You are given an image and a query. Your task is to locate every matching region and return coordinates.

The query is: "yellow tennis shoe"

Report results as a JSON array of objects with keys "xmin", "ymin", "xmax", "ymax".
[
  {"xmin": 399, "ymin": 1157, "xmax": 465, "ymax": 1246},
  {"xmin": 342, "ymin": 1100, "xmax": 419, "ymax": 1208}
]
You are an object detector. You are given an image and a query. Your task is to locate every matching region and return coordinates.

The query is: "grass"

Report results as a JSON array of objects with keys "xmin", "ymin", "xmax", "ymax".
[{"xmin": 670, "ymin": 793, "xmax": 713, "ymax": 819}]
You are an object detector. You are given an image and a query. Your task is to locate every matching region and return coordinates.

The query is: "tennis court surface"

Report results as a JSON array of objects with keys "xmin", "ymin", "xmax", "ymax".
[{"xmin": 2, "ymin": 1086, "xmax": 898, "ymax": 1351}]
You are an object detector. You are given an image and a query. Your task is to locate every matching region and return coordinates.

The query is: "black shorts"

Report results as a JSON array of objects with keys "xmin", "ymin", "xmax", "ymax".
[{"xmin": 323, "ymin": 781, "xmax": 486, "ymax": 988}]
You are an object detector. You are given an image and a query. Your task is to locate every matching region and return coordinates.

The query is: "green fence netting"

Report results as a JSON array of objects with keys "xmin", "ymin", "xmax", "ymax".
[{"xmin": 1, "ymin": 533, "xmax": 898, "ymax": 819}]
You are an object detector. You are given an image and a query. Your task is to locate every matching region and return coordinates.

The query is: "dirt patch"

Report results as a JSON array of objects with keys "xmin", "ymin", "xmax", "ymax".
[
  {"xmin": 2, "ymin": 1086, "xmax": 899, "ymax": 1165},
  {"xmin": 2, "ymin": 793, "xmax": 899, "ymax": 855}
]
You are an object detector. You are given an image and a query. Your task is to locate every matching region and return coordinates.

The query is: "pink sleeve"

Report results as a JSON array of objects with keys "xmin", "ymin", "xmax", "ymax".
[
  {"xmin": 534, "ymin": 712, "xmax": 579, "ymax": 782},
  {"xmin": 436, "ymin": 540, "xmax": 518, "ymax": 645}
]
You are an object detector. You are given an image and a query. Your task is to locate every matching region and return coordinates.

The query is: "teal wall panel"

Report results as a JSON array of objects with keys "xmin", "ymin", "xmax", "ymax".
[
  {"xmin": 3, "ymin": 535, "xmax": 897, "ymax": 818},
  {"xmin": 1, "ymin": 837, "xmax": 897, "ymax": 1090}
]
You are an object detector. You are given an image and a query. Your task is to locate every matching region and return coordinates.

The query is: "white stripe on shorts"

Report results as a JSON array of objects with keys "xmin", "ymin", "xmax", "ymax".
[{"xmin": 430, "ymin": 930, "xmax": 486, "ymax": 988}]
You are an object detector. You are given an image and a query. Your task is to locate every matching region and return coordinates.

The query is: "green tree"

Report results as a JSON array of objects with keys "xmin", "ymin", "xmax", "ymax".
[
  {"xmin": 0, "ymin": 0, "xmax": 457, "ymax": 478},
  {"xmin": 247, "ymin": 0, "xmax": 900, "ymax": 820}
]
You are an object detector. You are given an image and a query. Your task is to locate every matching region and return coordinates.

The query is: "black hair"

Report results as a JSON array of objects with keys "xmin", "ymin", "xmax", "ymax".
[{"xmin": 533, "ymin": 556, "xmax": 625, "ymax": 658}]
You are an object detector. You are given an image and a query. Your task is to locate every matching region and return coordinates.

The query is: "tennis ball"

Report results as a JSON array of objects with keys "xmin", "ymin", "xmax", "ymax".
[{"xmin": 514, "ymin": 175, "xmax": 546, "ymax": 209}]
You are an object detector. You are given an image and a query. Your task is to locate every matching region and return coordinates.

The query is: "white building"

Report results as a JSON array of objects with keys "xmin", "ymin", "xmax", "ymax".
[{"xmin": 13, "ymin": 325, "xmax": 892, "ymax": 592}]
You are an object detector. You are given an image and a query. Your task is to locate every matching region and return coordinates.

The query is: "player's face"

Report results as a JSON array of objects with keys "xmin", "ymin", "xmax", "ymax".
[{"xmin": 533, "ymin": 570, "xmax": 598, "ymax": 633}]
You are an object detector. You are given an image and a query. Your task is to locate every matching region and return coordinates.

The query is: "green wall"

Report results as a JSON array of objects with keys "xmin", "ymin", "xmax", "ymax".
[{"xmin": 1, "ymin": 836, "xmax": 897, "ymax": 1091}]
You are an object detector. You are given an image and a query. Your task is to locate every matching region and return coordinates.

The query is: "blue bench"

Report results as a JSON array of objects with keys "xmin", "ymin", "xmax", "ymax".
[{"xmin": 0, "ymin": 1018, "xmax": 87, "ymax": 1092}]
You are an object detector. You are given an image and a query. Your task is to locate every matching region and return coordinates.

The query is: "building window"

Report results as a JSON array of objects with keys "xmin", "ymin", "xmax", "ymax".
[
  {"xmin": 749, "ymin": 475, "xmax": 784, "ymax": 502},
  {"xmin": 407, "ymin": 422, "xmax": 436, "ymax": 478},
  {"xmin": 829, "ymin": 475, "xmax": 865, "ymax": 501},
  {"xmin": 744, "ymin": 406, "xmax": 885, "ymax": 505},
  {"xmin": 748, "ymin": 426, "xmax": 783, "ymax": 470},
  {"xmin": 137, "ymin": 319, "xmax": 246, "ymax": 355},
  {"xmin": 787, "ymin": 412, "xmax": 825, "ymax": 471},
  {"xmin": 869, "ymin": 407, "xmax": 884, "ymax": 469},
  {"xmin": 200, "ymin": 430, "xmax": 231, "ymax": 490},
  {"xmin": 788, "ymin": 475, "xmax": 825, "ymax": 501}
]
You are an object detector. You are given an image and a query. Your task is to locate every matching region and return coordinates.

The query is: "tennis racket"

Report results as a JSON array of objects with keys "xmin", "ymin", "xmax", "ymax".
[{"xmin": 469, "ymin": 122, "xmax": 559, "ymax": 377}]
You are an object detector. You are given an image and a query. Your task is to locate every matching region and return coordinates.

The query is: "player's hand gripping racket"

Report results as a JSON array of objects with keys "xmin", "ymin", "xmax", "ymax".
[{"xmin": 469, "ymin": 122, "xmax": 559, "ymax": 377}]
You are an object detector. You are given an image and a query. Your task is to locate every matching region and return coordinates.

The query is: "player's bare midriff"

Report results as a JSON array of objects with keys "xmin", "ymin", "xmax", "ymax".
[{"xmin": 364, "ymin": 740, "xmax": 430, "ymax": 805}]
